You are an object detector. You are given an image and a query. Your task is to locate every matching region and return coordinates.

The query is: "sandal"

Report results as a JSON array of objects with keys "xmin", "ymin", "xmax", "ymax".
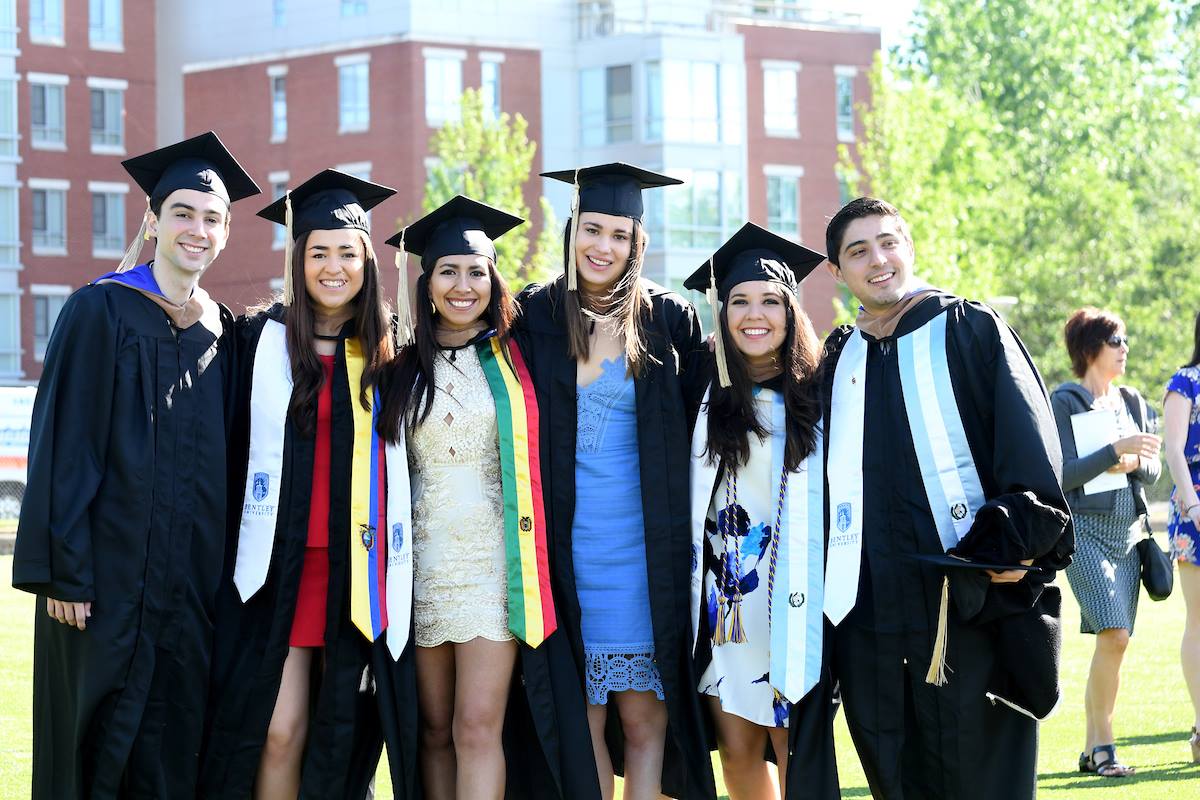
[
  {"xmin": 1090, "ymin": 744, "xmax": 1135, "ymax": 778},
  {"xmin": 1078, "ymin": 751, "xmax": 1094, "ymax": 773},
  {"xmin": 1190, "ymin": 727, "xmax": 1200, "ymax": 764}
]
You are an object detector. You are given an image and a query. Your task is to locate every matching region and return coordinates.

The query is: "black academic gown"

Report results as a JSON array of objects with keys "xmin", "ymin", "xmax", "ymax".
[
  {"xmin": 12, "ymin": 282, "xmax": 234, "ymax": 800},
  {"xmin": 511, "ymin": 279, "xmax": 716, "ymax": 800},
  {"xmin": 199, "ymin": 306, "xmax": 418, "ymax": 800},
  {"xmin": 821, "ymin": 294, "xmax": 1073, "ymax": 800}
]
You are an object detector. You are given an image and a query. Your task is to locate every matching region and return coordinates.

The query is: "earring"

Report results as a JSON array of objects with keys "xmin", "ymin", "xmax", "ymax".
[{"xmin": 430, "ymin": 300, "xmax": 437, "ymax": 314}]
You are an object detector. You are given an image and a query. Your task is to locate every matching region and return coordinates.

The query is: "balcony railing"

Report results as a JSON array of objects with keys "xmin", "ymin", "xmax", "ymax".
[{"xmin": 577, "ymin": 0, "xmax": 867, "ymax": 39}]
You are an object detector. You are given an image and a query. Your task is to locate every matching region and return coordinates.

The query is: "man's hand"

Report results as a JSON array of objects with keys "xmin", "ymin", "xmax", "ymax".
[
  {"xmin": 46, "ymin": 598, "xmax": 92, "ymax": 630},
  {"xmin": 987, "ymin": 559, "xmax": 1035, "ymax": 584}
]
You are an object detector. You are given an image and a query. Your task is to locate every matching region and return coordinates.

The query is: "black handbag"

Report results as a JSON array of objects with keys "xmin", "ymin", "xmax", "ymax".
[{"xmin": 1137, "ymin": 529, "xmax": 1174, "ymax": 601}]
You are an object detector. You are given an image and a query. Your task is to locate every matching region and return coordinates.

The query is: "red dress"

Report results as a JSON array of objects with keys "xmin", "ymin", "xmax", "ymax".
[{"xmin": 290, "ymin": 354, "xmax": 335, "ymax": 647}]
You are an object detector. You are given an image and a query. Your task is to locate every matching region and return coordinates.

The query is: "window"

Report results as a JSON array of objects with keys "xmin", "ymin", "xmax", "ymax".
[
  {"xmin": 646, "ymin": 61, "xmax": 719, "ymax": 143},
  {"xmin": 579, "ymin": 64, "xmax": 631, "ymax": 146},
  {"xmin": 32, "ymin": 288, "xmax": 69, "ymax": 361},
  {"xmin": 763, "ymin": 62, "xmax": 799, "ymax": 136},
  {"xmin": 90, "ymin": 183, "xmax": 127, "ymax": 257},
  {"xmin": 836, "ymin": 67, "xmax": 856, "ymax": 141},
  {"xmin": 0, "ymin": 184, "xmax": 18, "ymax": 266},
  {"xmin": 0, "ymin": 77, "xmax": 16, "ymax": 157},
  {"xmin": 29, "ymin": 74, "xmax": 66, "ymax": 148},
  {"xmin": 335, "ymin": 162, "xmax": 372, "ymax": 223},
  {"xmin": 89, "ymin": 0, "xmax": 122, "ymax": 49},
  {"xmin": 837, "ymin": 167, "xmax": 857, "ymax": 205},
  {"xmin": 88, "ymin": 79, "xmax": 126, "ymax": 153},
  {"xmin": 268, "ymin": 173, "xmax": 288, "ymax": 250},
  {"xmin": 29, "ymin": 0, "xmax": 62, "ymax": 44},
  {"xmin": 0, "ymin": 292, "xmax": 19, "ymax": 375},
  {"xmin": 270, "ymin": 73, "xmax": 287, "ymax": 141},
  {"xmin": 272, "ymin": 0, "xmax": 285, "ymax": 26},
  {"xmin": 30, "ymin": 179, "xmax": 68, "ymax": 254},
  {"xmin": 0, "ymin": 0, "xmax": 17, "ymax": 51},
  {"xmin": 645, "ymin": 169, "xmax": 742, "ymax": 251},
  {"xmin": 424, "ymin": 53, "xmax": 463, "ymax": 126},
  {"xmin": 340, "ymin": 0, "xmax": 366, "ymax": 15},
  {"xmin": 481, "ymin": 58, "xmax": 501, "ymax": 120},
  {"xmin": 337, "ymin": 57, "xmax": 369, "ymax": 133},
  {"xmin": 766, "ymin": 173, "xmax": 800, "ymax": 238}
]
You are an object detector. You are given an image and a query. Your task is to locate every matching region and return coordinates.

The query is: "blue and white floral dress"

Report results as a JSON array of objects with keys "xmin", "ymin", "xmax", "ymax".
[
  {"xmin": 698, "ymin": 387, "xmax": 789, "ymax": 728},
  {"xmin": 1166, "ymin": 366, "xmax": 1200, "ymax": 565}
]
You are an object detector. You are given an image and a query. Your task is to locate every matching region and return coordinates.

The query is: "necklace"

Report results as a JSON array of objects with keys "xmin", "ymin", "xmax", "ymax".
[{"xmin": 314, "ymin": 332, "xmax": 340, "ymax": 341}]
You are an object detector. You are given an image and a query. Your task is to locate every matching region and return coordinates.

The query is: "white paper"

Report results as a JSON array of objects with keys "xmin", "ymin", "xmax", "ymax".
[{"xmin": 1070, "ymin": 409, "xmax": 1126, "ymax": 495}]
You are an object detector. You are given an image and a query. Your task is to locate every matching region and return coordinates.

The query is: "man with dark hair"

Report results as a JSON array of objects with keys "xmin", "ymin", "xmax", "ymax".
[
  {"xmin": 12, "ymin": 132, "xmax": 259, "ymax": 799},
  {"xmin": 819, "ymin": 197, "xmax": 1073, "ymax": 798}
]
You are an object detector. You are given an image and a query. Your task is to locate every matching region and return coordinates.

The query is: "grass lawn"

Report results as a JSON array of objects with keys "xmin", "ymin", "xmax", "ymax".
[{"xmin": 1, "ymin": 554, "xmax": 1198, "ymax": 798}]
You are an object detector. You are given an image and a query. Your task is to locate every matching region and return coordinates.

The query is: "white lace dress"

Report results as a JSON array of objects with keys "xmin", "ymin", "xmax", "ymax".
[{"xmin": 408, "ymin": 346, "xmax": 512, "ymax": 647}]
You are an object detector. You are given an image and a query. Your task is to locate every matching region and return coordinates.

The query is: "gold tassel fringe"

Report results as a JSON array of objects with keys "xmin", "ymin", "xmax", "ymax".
[
  {"xmin": 566, "ymin": 169, "xmax": 581, "ymax": 292},
  {"xmin": 706, "ymin": 257, "xmax": 731, "ymax": 387},
  {"xmin": 728, "ymin": 595, "xmax": 747, "ymax": 644},
  {"xmin": 713, "ymin": 595, "xmax": 728, "ymax": 646},
  {"xmin": 116, "ymin": 198, "xmax": 151, "ymax": 273},
  {"xmin": 282, "ymin": 191, "xmax": 295, "ymax": 306},
  {"xmin": 925, "ymin": 575, "xmax": 950, "ymax": 686}
]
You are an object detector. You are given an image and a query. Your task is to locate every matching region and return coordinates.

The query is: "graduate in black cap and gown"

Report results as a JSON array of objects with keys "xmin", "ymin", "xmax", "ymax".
[
  {"xmin": 199, "ymin": 170, "xmax": 418, "ymax": 799},
  {"xmin": 513, "ymin": 164, "xmax": 716, "ymax": 799},
  {"xmin": 12, "ymin": 131, "xmax": 260, "ymax": 799},
  {"xmin": 682, "ymin": 224, "xmax": 839, "ymax": 800},
  {"xmin": 820, "ymin": 198, "xmax": 1073, "ymax": 800}
]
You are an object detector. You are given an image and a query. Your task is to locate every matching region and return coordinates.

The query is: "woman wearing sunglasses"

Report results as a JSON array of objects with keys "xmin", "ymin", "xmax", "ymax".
[{"xmin": 1050, "ymin": 307, "xmax": 1162, "ymax": 779}]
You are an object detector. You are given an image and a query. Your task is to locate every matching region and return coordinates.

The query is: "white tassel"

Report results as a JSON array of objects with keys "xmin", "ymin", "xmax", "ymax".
[
  {"xmin": 567, "ymin": 168, "xmax": 581, "ymax": 292},
  {"xmin": 282, "ymin": 191, "xmax": 295, "ymax": 306},
  {"xmin": 394, "ymin": 231, "xmax": 414, "ymax": 348},
  {"xmin": 116, "ymin": 198, "xmax": 151, "ymax": 273},
  {"xmin": 706, "ymin": 257, "xmax": 731, "ymax": 388}
]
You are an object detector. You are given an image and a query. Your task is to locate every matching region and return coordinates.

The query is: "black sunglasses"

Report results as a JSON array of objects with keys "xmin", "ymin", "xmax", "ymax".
[{"xmin": 1105, "ymin": 334, "xmax": 1129, "ymax": 348}]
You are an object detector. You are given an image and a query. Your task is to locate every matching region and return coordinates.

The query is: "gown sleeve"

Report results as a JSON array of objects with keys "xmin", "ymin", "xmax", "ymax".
[
  {"xmin": 12, "ymin": 286, "xmax": 120, "ymax": 601},
  {"xmin": 670, "ymin": 299, "xmax": 710, "ymax": 432}
]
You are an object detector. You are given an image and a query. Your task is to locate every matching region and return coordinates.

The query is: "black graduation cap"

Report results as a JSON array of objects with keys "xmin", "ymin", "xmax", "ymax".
[
  {"xmin": 383, "ymin": 195, "xmax": 524, "ymax": 349},
  {"xmin": 541, "ymin": 162, "xmax": 681, "ymax": 221},
  {"xmin": 683, "ymin": 222, "xmax": 826, "ymax": 300},
  {"xmin": 257, "ymin": 169, "xmax": 396, "ymax": 240},
  {"xmin": 386, "ymin": 195, "xmax": 523, "ymax": 271},
  {"xmin": 122, "ymin": 130, "xmax": 260, "ymax": 211},
  {"xmin": 684, "ymin": 223, "xmax": 826, "ymax": 388}
]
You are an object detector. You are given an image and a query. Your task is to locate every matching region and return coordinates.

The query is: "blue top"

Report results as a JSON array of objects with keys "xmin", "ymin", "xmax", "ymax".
[
  {"xmin": 1166, "ymin": 366, "xmax": 1200, "ymax": 467},
  {"xmin": 572, "ymin": 356, "xmax": 654, "ymax": 654}
]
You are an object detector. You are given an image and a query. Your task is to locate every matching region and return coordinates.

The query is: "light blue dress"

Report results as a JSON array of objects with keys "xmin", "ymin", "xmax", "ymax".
[{"xmin": 572, "ymin": 356, "xmax": 664, "ymax": 705}]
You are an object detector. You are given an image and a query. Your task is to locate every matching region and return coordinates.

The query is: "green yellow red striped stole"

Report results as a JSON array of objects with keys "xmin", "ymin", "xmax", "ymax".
[
  {"xmin": 475, "ymin": 335, "xmax": 557, "ymax": 647},
  {"xmin": 345, "ymin": 338, "xmax": 388, "ymax": 642}
]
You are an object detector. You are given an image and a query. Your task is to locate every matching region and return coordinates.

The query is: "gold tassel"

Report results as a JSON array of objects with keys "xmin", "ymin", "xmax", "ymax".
[
  {"xmin": 713, "ymin": 594, "xmax": 728, "ymax": 646},
  {"xmin": 925, "ymin": 575, "xmax": 950, "ymax": 686},
  {"xmin": 282, "ymin": 191, "xmax": 295, "ymax": 306},
  {"xmin": 728, "ymin": 595, "xmax": 747, "ymax": 644},
  {"xmin": 566, "ymin": 168, "xmax": 581, "ymax": 292},
  {"xmin": 706, "ymin": 256, "xmax": 731, "ymax": 387},
  {"xmin": 394, "ymin": 229, "xmax": 414, "ymax": 348},
  {"xmin": 116, "ymin": 198, "xmax": 151, "ymax": 273}
]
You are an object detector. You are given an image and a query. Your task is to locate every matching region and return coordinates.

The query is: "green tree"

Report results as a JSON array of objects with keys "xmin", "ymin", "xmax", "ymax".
[
  {"xmin": 424, "ymin": 89, "xmax": 558, "ymax": 286},
  {"xmin": 845, "ymin": 0, "xmax": 1200, "ymax": 399}
]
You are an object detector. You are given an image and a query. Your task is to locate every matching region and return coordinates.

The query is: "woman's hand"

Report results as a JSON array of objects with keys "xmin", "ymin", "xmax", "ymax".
[
  {"xmin": 1185, "ymin": 501, "xmax": 1200, "ymax": 529},
  {"xmin": 1113, "ymin": 432, "xmax": 1161, "ymax": 459},
  {"xmin": 46, "ymin": 597, "xmax": 92, "ymax": 630},
  {"xmin": 1106, "ymin": 453, "xmax": 1140, "ymax": 474}
]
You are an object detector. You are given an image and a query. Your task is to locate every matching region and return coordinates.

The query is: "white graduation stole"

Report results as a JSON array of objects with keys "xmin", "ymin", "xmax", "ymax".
[
  {"xmin": 233, "ymin": 319, "xmax": 414, "ymax": 659},
  {"xmin": 690, "ymin": 384, "xmax": 826, "ymax": 703},
  {"xmin": 825, "ymin": 310, "xmax": 987, "ymax": 624}
]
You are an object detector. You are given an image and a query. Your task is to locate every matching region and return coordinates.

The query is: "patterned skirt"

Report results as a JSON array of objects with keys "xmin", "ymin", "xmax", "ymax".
[{"xmin": 1064, "ymin": 489, "xmax": 1141, "ymax": 634}]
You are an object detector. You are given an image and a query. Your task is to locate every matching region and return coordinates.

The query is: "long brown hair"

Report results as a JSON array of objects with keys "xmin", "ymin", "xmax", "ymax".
[
  {"xmin": 379, "ymin": 257, "xmax": 515, "ymax": 441},
  {"xmin": 557, "ymin": 217, "xmax": 655, "ymax": 377},
  {"xmin": 284, "ymin": 230, "xmax": 393, "ymax": 437},
  {"xmin": 705, "ymin": 289, "xmax": 822, "ymax": 473}
]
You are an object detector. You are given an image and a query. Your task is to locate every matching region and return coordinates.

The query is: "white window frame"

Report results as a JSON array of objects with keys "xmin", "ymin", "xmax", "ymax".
[
  {"xmin": 764, "ymin": 165, "xmax": 804, "ymax": 240},
  {"xmin": 0, "ymin": 75, "xmax": 19, "ymax": 160},
  {"xmin": 480, "ymin": 52, "xmax": 504, "ymax": 120},
  {"xmin": 268, "ymin": 65, "xmax": 288, "ymax": 142},
  {"xmin": 28, "ymin": 72, "xmax": 68, "ymax": 151},
  {"xmin": 581, "ymin": 63, "xmax": 633, "ymax": 147},
  {"xmin": 0, "ymin": 181, "xmax": 20, "ymax": 267},
  {"xmin": 0, "ymin": 289, "xmax": 22, "ymax": 378},
  {"xmin": 88, "ymin": 0, "xmax": 123, "ymax": 52},
  {"xmin": 268, "ymin": 170, "xmax": 289, "ymax": 250},
  {"xmin": 87, "ymin": 77, "xmax": 127, "ymax": 154},
  {"xmin": 423, "ymin": 47, "xmax": 465, "ymax": 127},
  {"xmin": 88, "ymin": 180, "xmax": 128, "ymax": 258},
  {"xmin": 835, "ymin": 65, "xmax": 857, "ymax": 143},
  {"xmin": 0, "ymin": 0, "xmax": 19, "ymax": 53},
  {"xmin": 29, "ymin": 177, "xmax": 69, "ymax": 256},
  {"xmin": 30, "ymin": 283, "xmax": 70, "ymax": 362},
  {"xmin": 335, "ymin": 53, "xmax": 370, "ymax": 134},
  {"xmin": 762, "ymin": 60, "xmax": 800, "ymax": 138},
  {"xmin": 29, "ymin": 0, "xmax": 64, "ymax": 46}
]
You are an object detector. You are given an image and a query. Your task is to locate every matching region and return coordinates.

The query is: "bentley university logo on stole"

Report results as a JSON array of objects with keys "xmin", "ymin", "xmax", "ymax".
[
  {"xmin": 836, "ymin": 502, "xmax": 852, "ymax": 532},
  {"xmin": 252, "ymin": 472, "xmax": 269, "ymax": 502}
]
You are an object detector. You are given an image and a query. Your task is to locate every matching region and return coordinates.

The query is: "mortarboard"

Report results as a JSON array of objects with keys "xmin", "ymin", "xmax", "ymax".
[
  {"xmin": 384, "ymin": 195, "xmax": 524, "ymax": 348},
  {"xmin": 116, "ymin": 131, "xmax": 261, "ymax": 272},
  {"xmin": 683, "ymin": 222, "xmax": 826, "ymax": 388},
  {"xmin": 541, "ymin": 163, "xmax": 681, "ymax": 291},
  {"xmin": 257, "ymin": 170, "xmax": 396, "ymax": 306}
]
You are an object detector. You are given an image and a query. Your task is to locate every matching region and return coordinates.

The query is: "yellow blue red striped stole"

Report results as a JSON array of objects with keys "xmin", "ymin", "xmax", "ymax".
[
  {"xmin": 475, "ymin": 336, "xmax": 557, "ymax": 647},
  {"xmin": 345, "ymin": 338, "xmax": 388, "ymax": 641}
]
